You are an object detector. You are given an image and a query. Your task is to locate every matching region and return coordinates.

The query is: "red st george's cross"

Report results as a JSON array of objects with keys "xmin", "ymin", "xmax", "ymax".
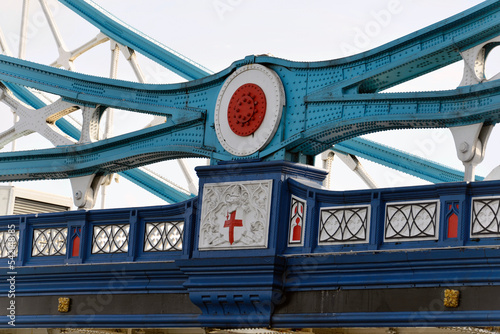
[{"xmin": 224, "ymin": 210, "xmax": 243, "ymax": 245}]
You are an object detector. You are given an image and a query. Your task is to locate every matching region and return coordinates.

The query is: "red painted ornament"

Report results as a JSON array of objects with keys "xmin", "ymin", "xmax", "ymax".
[
  {"xmin": 72, "ymin": 235, "xmax": 80, "ymax": 257},
  {"xmin": 227, "ymin": 83, "xmax": 267, "ymax": 136},
  {"xmin": 447, "ymin": 213, "xmax": 458, "ymax": 238},
  {"xmin": 292, "ymin": 224, "xmax": 302, "ymax": 241},
  {"xmin": 224, "ymin": 210, "xmax": 243, "ymax": 245}
]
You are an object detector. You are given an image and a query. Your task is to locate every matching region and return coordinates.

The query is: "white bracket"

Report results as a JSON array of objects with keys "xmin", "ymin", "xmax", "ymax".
[
  {"xmin": 79, "ymin": 105, "xmax": 106, "ymax": 143},
  {"xmin": 321, "ymin": 150, "xmax": 335, "ymax": 189},
  {"xmin": 70, "ymin": 174, "xmax": 107, "ymax": 209},
  {"xmin": 449, "ymin": 123, "xmax": 493, "ymax": 182},
  {"xmin": 177, "ymin": 159, "xmax": 198, "ymax": 195},
  {"xmin": 459, "ymin": 36, "xmax": 500, "ymax": 86}
]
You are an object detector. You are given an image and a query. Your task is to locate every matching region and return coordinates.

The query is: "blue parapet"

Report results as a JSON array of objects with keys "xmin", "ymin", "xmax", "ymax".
[
  {"xmin": 3, "ymin": 1, "xmax": 500, "ymax": 327},
  {"xmin": 1, "ymin": 160, "xmax": 500, "ymax": 328},
  {"xmin": 335, "ymin": 137, "xmax": 485, "ymax": 183}
]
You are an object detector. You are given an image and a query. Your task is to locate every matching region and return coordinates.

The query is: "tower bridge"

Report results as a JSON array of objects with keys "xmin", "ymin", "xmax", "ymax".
[{"xmin": 0, "ymin": 0, "xmax": 500, "ymax": 332}]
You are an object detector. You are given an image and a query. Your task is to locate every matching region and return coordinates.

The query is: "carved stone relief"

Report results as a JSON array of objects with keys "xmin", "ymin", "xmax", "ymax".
[{"xmin": 199, "ymin": 180, "xmax": 273, "ymax": 250}]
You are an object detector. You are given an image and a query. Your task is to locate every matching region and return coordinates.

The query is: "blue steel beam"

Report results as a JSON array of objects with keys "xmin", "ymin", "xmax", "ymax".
[
  {"xmin": 335, "ymin": 137, "xmax": 484, "ymax": 183},
  {"xmin": 0, "ymin": 1, "xmax": 499, "ymax": 180},
  {"xmin": 43, "ymin": 0, "xmax": 500, "ymax": 187},
  {"xmin": 8, "ymin": 76, "xmax": 478, "ymax": 187},
  {"xmin": 0, "ymin": 55, "xmax": 500, "ymax": 173},
  {"xmin": 0, "ymin": 114, "xmax": 208, "ymax": 180},
  {"xmin": 1, "ymin": 83, "xmax": 193, "ymax": 202},
  {"xmin": 58, "ymin": 0, "xmax": 212, "ymax": 81}
]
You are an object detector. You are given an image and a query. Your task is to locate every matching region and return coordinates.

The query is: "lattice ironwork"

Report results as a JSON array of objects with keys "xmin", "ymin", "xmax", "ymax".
[
  {"xmin": 385, "ymin": 201, "xmax": 439, "ymax": 241},
  {"xmin": 0, "ymin": 231, "xmax": 19, "ymax": 258},
  {"xmin": 471, "ymin": 197, "xmax": 500, "ymax": 237},
  {"xmin": 32, "ymin": 227, "xmax": 67, "ymax": 256},
  {"xmin": 92, "ymin": 224, "xmax": 130, "ymax": 254},
  {"xmin": 144, "ymin": 221, "xmax": 184, "ymax": 252},
  {"xmin": 288, "ymin": 196, "xmax": 306, "ymax": 246},
  {"xmin": 319, "ymin": 205, "xmax": 370, "ymax": 244}
]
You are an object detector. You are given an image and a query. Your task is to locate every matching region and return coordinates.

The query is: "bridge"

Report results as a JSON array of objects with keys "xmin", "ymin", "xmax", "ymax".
[{"xmin": 1, "ymin": 0, "xmax": 500, "ymax": 332}]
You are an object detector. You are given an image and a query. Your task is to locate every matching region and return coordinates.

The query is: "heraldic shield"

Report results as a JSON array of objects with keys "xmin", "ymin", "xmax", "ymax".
[{"xmin": 199, "ymin": 180, "xmax": 272, "ymax": 250}]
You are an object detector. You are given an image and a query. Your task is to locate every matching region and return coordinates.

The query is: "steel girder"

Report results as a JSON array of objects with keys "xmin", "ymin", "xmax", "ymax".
[{"xmin": 0, "ymin": 1, "xmax": 499, "ymax": 181}]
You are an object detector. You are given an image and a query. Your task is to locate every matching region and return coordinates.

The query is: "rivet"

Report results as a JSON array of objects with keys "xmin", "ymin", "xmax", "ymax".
[{"xmin": 459, "ymin": 142, "xmax": 469, "ymax": 153}]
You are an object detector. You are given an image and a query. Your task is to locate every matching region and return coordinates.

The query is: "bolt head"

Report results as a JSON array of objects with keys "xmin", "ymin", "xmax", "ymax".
[{"xmin": 459, "ymin": 142, "xmax": 469, "ymax": 153}]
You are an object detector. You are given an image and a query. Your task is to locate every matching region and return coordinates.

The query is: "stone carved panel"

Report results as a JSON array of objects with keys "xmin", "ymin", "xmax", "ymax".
[
  {"xmin": 92, "ymin": 224, "xmax": 130, "ymax": 254},
  {"xmin": 144, "ymin": 221, "xmax": 184, "ymax": 251},
  {"xmin": 319, "ymin": 205, "xmax": 370, "ymax": 245},
  {"xmin": 32, "ymin": 227, "xmax": 67, "ymax": 256},
  {"xmin": 199, "ymin": 180, "xmax": 273, "ymax": 250},
  {"xmin": 0, "ymin": 230, "xmax": 18, "ymax": 258},
  {"xmin": 385, "ymin": 200, "xmax": 439, "ymax": 242},
  {"xmin": 471, "ymin": 197, "xmax": 500, "ymax": 237}
]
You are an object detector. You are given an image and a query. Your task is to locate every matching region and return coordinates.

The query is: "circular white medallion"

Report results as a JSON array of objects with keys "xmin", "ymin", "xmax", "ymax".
[{"xmin": 214, "ymin": 64, "xmax": 285, "ymax": 156}]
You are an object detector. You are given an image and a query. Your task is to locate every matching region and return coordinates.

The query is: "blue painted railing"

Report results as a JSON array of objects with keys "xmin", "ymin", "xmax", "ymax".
[
  {"xmin": 0, "ymin": 199, "xmax": 195, "ymax": 267},
  {"xmin": 285, "ymin": 179, "xmax": 500, "ymax": 255}
]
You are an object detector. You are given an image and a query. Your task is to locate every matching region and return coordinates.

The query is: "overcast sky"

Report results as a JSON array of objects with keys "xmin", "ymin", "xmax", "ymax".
[{"xmin": 0, "ymin": 0, "xmax": 497, "ymax": 209}]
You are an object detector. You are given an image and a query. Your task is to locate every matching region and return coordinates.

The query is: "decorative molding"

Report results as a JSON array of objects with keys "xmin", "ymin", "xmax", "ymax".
[
  {"xmin": 199, "ymin": 180, "xmax": 273, "ymax": 250},
  {"xmin": 92, "ymin": 224, "xmax": 130, "ymax": 254},
  {"xmin": 288, "ymin": 195, "xmax": 307, "ymax": 246},
  {"xmin": 318, "ymin": 205, "xmax": 370, "ymax": 245},
  {"xmin": 471, "ymin": 196, "xmax": 500, "ymax": 237},
  {"xmin": 144, "ymin": 221, "xmax": 184, "ymax": 252},
  {"xmin": 385, "ymin": 200, "xmax": 439, "ymax": 242},
  {"xmin": 0, "ymin": 230, "xmax": 18, "ymax": 258},
  {"xmin": 178, "ymin": 256, "xmax": 286, "ymax": 326},
  {"xmin": 32, "ymin": 227, "xmax": 67, "ymax": 256},
  {"xmin": 444, "ymin": 289, "xmax": 459, "ymax": 308}
]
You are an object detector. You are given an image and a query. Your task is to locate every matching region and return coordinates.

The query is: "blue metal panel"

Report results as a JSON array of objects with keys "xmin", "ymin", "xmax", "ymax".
[
  {"xmin": 1, "ymin": 0, "xmax": 500, "ymax": 179},
  {"xmin": 7, "ymin": 311, "xmax": 500, "ymax": 328}
]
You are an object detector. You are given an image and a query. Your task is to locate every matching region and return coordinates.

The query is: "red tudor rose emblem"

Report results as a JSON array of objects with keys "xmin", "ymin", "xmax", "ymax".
[{"xmin": 227, "ymin": 83, "xmax": 267, "ymax": 136}]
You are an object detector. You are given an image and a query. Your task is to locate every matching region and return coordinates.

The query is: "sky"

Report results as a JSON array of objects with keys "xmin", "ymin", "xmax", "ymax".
[{"xmin": 0, "ymin": 0, "xmax": 498, "ymax": 210}]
